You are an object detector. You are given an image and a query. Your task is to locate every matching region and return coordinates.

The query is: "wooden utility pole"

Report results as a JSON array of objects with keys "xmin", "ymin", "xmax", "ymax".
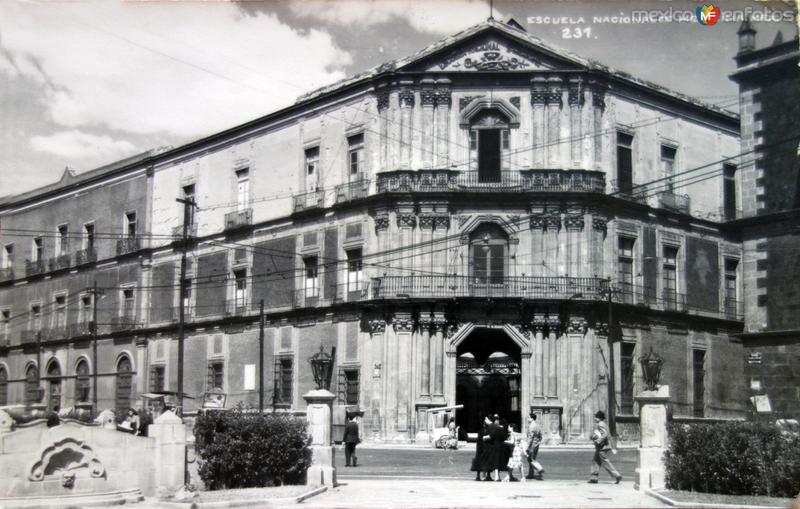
[
  {"xmin": 92, "ymin": 280, "xmax": 99, "ymax": 411},
  {"xmin": 176, "ymin": 197, "xmax": 196, "ymax": 416},
  {"xmin": 606, "ymin": 279, "xmax": 617, "ymax": 437},
  {"xmin": 259, "ymin": 299, "xmax": 265, "ymax": 413}
]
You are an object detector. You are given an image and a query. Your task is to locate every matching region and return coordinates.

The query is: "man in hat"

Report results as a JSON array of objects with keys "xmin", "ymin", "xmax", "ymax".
[
  {"xmin": 588, "ymin": 410, "xmax": 622, "ymax": 484},
  {"xmin": 343, "ymin": 413, "xmax": 360, "ymax": 467}
]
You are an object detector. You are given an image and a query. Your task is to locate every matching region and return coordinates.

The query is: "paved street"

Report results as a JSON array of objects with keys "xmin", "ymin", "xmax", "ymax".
[{"xmin": 336, "ymin": 446, "xmax": 637, "ymax": 482}]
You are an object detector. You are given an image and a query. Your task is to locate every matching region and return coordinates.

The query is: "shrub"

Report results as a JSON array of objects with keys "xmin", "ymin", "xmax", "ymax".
[
  {"xmin": 665, "ymin": 421, "xmax": 800, "ymax": 498},
  {"xmin": 194, "ymin": 406, "xmax": 312, "ymax": 490}
]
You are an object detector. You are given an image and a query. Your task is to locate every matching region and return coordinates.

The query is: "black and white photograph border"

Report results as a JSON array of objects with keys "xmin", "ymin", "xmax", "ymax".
[{"xmin": 0, "ymin": 1, "xmax": 798, "ymax": 508}]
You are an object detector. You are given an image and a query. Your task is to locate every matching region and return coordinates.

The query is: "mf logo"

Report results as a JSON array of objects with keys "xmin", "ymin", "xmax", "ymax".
[{"xmin": 696, "ymin": 4, "xmax": 720, "ymax": 25}]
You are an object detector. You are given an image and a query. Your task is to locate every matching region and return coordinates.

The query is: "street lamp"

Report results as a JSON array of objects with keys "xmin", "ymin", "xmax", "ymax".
[
  {"xmin": 309, "ymin": 344, "xmax": 334, "ymax": 391},
  {"xmin": 640, "ymin": 347, "xmax": 664, "ymax": 391}
]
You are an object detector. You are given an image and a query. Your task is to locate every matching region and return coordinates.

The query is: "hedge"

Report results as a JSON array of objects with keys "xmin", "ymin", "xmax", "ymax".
[
  {"xmin": 665, "ymin": 421, "xmax": 800, "ymax": 498},
  {"xmin": 194, "ymin": 407, "xmax": 312, "ymax": 490}
]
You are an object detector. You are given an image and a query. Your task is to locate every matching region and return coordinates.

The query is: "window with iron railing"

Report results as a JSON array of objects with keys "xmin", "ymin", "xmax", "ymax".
[
  {"xmin": 31, "ymin": 304, "xmax": 42, "ymax": 332},
  {"xmin": 125, "ymin": 212, "xmax": 137, "ymax": 238},
  {"xmin": 616, "ymin": 132, "xmax": 634, "ymax": 194},
  {"xmin": 274, "ymin": 357, "xmax": 293, "ymax": 406},
  {"xmin": 236, "ymin": 169, "xmax": 250, "ymax": 211},
  {"xmin": 304, "ymin": 257, "xmax": 319, "ymax": 298},
  {"xmin": 346, "ymin": 249, "xmax": 363, "ymax": 293},
  {"xmin": 2, "ymin": 243, "xmax": 13, "ymax": 269},
  {"xmin": 24, "ymin": 365, "xmax": 39, "ymax": 405},
  {"xmin": 122, "ymin": 288, "xmax": 135, "ymax": 320},
  {"xmin": 620, "ymin": 342, "xmax": 636, "ymax": 414},
  {"xmin": 724, "ymin": 258, "xmax": 739, "ymax": 318},
  {"xmin": 305, "ymin": 146, "xmax": 319, "ymax": 191},
  {"xmin": 75, "ymin": 360, "xmax": 91, "ymax": 403},
  {"xmin": 80, "ymin": 294, "xmax": 93, "ymax": 326},
  {"xmin": 207, "ymin": 361, "xmax": 224, "ymax": 391},
  {"xmin": 33, "ymin": 237, "xmax": 43, "ymax": 262},
  {"xmin": 692, "ymin": 349, "xmax": 705, "ymax": 417},
  {"xmin": 233, "ymin": 269, "xmax": 247, "ymax": 309},
  {"xmin": 618, "ymin": 237, "xmax": 635, "ymax": 304},
  {"xmin": 661, "ymin": 145, "xmax": 677, "ymax": 193},
  {"xmin": 54, "ymin": 295, "xmax": 67, "ymax": 330},
  {"xmin": 57, "ymin": 224, "xmax": 69, "ymax": 256},
  {"xmin": 662, "ymin": 246, "xmax": 679, "ymax": 310},
  {"xmin": 723, "ymin": 164, "xmax": 737, "ymax": 221},
  {"xmin": 347, "ymin": 134, "xmax": 364, "ymax": 178},
  {"xmin": 183, "ymin": 184, "xmax": 196, "ymax": 227},
  {"xmin": 0, "ymin": 310, "xmax": 9, "ymax": 344}
]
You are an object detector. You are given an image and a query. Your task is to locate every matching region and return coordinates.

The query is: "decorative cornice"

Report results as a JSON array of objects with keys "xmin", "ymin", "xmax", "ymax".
[
  {"xmin": 418, "ymin": 316, "xmax": 433, "ymax": 330},
  {"xmin": 546, "ymin": 87, "xmax": 563, "ymax": 108},
  {"xmin": 531, "ymin": 87, "xmax": 547, "ymax": 105},
  {"xmin": 399, "ymin": 89, "xmax": 415, "ymax": 108},
  {"xmin": 568, "ymin": 85, "xmax": 584, "ymax": 107},
  {"xmin": 543, "ymin": 215, "xmax": 561, "ymax": 230},
  {"xmin": 567, "ymin": 319, "xmax": 588, "ymax": 335},
  {"xmin": 434, "ymin": 215, "xmax": 450, "ymax": 230},
  {"xmin": 529, "ymin": 214, "xmax": 545, "ymax": 230},
  {"xmin": 394, "ymin": 316, "xmax": 414, "ymax": 333},
  {"xmin": 376, "ymin": 90, "xmax": 390, "ymax": 111},
  {"xmin": 564, "ymin": 215, "xmax": 585, "ymax": 231},
  {"xmin": 374, "ymin": 213, "xmax": 390, "ymax": 231},
  {"xmin": 435, "ymin": 89, "xmax": 452, "ymax": 107},
  {"xmin": 592, "ymin": 216, "xmax": 608, "ymax": 232},
  {"xmin": 590, "ymin": 81, "xmax": 606, "ymax": 110},
  {"xmin": 420, "ymin": 88, "xmax": 436, "ymax": 107},
  {"xmin": 418, "ymin": 214, "xmax": 436, "ymax": 229},
  {"xmin": 397, "ymin": 213, "xmax": 416, "ymax": 229},
  {"xmin": 368, "ymin": 320, "xmax": 386, "ymax": 334}
]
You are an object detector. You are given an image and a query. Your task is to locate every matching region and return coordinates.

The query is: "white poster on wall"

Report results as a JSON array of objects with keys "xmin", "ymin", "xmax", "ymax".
[{"xmin": 244, "ymin": 364, "xmax": 256, "ymax": 390}]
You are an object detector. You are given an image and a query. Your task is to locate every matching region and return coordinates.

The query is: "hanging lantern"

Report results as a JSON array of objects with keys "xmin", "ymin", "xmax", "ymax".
[
  {"xmin": 309, "ymin": 344, "xmax": 333, "ymax": 391},
  {"xmin": 639, "ymin": 347, "xmax": 664, "ymax": 391}
]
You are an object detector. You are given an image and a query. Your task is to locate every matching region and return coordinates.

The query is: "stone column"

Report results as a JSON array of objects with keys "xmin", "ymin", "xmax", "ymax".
[
  {"xmin": 635, "ymin": 385, "xmax": 670, "ymax": 491},
  {"xmin": 591, "ymin": 212, "xmax": 607, "ymax": 279},
  {"xmin": 568, "ymin": 78, "xmax": 584, "ymax": 166},
  {"xmin": 432, "ymin": 314, "xmax": 446, "ymax": 403},
  {"xmin": 590, "ymin": 80, "xmax": 606, "ymax": 170},
  {"xmin": 433, "ymin": 214, "xmax": 450, "ymax": 282},
  {"xmin": 434, "ymin": 81, "xmax": 451, "ymax": 167},
  {"xmin": 564, "ymin": 207, "xmax": 584, "ymax": 278},
  {"xmin": 543, "ymin": 207, "xmax": 561, "ymax": 276},
  {"xmin": 304, "ymin": 389, "xmax": 337, "ymax": 486},
  {"xmin": 393, "ymin": 313, "xmax": 414, "ymax": 437},
  {"xmin": 420, "ymin": 82, "xmax": 436, "ymax": 168},
  {"xmin": 418, "ymin": 315, "xmax": 432, "ymax": 399},
  {"xmin": 546, "ymin": 77, "xmax": 563, "ymax": 168},
  {"xmin": 376, "ymin": 87, "xmax": 390, "ymax": 170},
  {"xmin": 150, "ymin": 410, "xmax": 187, "ymax": 495},
  {"xmin": 530, "ymin": 77, "xmax": 547, "ymax": 168},
  {"xmin": 388, "ymin": 91, "xmax": 400, "ymax": 169},
  {"xmin": 399, "ymin": 87, "xmax": 414, "ymax": 169},
  {"xmin": 532, "ymin": 316, "xmax": 546, "ymax": 397},
  {"xmin": 368, "ymin": 319, "xmax": 386, "ymax": 439},
  {"xmin": 396, "ymin": 203, "xmax": 416, "ymax": 278}
]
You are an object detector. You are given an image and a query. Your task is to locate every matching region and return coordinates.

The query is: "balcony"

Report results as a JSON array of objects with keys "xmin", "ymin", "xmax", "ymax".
[
  {"xmin": 171, "ymin": 223, "xmax": 198, "ymax": 239},
  {"xmin": 662, "ymin": 289, "xmax": 687, "ymax": 312},
  {"xmin": 48, "ymin": 253, "xmax": 72, "ymax": 272},
  {"xmin": 67, "ymin": 321, "xmax": 94, "ymax": 337},
  {"xmin": 292, "ymin": 281, "xmax": 371, "ymax": 308},
  {"xmin": 375, "ymin": 169, "xmax": 605, "ymax": 195},
  {"xmin": 116, "ymin": 236, "xmax": 140, "ymax": 256},
  {"xmin": 224, "ymin": 209, "xmax": 253, "ymax": 231},
  {"xmin": 41, "ymin": 326, "xmax": 68, "ymax": 341},
  {"xmin": 0, "ymin": 267, "xmax": 13, "ymax": 282},
  {"xmin": 225, "ymin": 298, "xmax": 250, "ymax": 317},
  {"xmin": 25, "ymin": 259, "xmax": 46, "ymax": 277},
  {"xmin": 335, "ymin": 180, "xmax": 370, "ymax": 204},
  {"xmin": 610, "ymin": 180, "xmax": 648, "ymax": 205},
  {"xmin": 20, "ymin": 329, "xmax": 40, "ymax": 345},
  {"xmin": 75, "ymin": 248, "xmax": 98, "ymax": 266},
  {"xmin": 110, "ymin": 315, "xmax": 139, "ymax": 332},
  {"xmin": 293, "ymin": 189, "xmax": 325, "ymax": 212},
  {"xmin": 372, "ymin": 275, "xmax": 608, "ymax": 301},
  {"xmin": 723, "ymin": 297, "xmax": 742, "ymax": 320},
  {"xmin": 658, "ymin": 192, "xmax": 691, "ymax": 214}
]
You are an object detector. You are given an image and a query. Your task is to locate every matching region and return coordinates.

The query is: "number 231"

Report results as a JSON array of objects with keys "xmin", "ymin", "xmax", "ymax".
[{"xmin": 562, "ymin": 27, "xmax": 592, "ymax": 39}]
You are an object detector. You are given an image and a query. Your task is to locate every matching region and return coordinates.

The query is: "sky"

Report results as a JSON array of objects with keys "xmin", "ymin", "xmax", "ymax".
[{"xmin": 0, "ymin": 0, "xmax": 797, "ymax": 196}]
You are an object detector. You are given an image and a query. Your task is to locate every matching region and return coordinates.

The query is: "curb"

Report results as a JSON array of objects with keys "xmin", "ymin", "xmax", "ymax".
[
  {"xmin": 644, "ymin": 488, "xmax": 790, "ymax": 509},
  {"xmin": 157, "ymin": 486, "xmax": 328, "ymax": 509}
]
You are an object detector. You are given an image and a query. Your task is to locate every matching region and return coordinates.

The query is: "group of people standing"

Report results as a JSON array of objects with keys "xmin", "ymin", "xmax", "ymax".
[
  {"xmin": 470, "ymin": 409, "xmax": 622, "ymax": 484},
  {"xmin": 471, "ymin": 411, "xmax": 544, "ymax": 482}
]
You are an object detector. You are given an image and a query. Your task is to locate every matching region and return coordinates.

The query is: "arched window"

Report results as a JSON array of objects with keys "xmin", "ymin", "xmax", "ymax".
[
  {"xmin": 0, "ymin": 366, "xmax": 8, "ymax": 406},
  {"xmin": 469, "ymin": 224, "xmax": 509, "ymax": 287},
  {"xmin": 75, "ymin": 359, "xmax": 91, "ymax": 403},
  {"xmin": 24, "ymin": 364, "xmax": 40, "ymax": 405},
  {"xmin": 115, "ymin": 356, "xmax": 133, "ymax": 414},
  {"xmin": 46, "ymin": 359, "xmax": 62, "ymax": 411}
]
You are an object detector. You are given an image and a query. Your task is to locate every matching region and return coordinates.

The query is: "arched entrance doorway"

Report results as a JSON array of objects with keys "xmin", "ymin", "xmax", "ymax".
[{"xmin": 455, "ymin": 328, "xmax": 522, "ymax": 436}]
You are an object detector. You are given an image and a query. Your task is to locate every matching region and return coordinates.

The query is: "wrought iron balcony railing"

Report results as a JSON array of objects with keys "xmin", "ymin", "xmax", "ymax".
[
  {"xmin": 375, "ymin": 169, "xmax": 605, "ymax": 194},
  {"xmin": 657, "ymin": 191, "xmax": 691, "ymax": 214},
  {"xmin": 67, "ymin": 321, "xmax": 94, "ymax": 337},
  {"xmin": 292, "ymin": 281, "xmax": 371, "ymax": 308},
  {"xmin": 48, "ymin": 254, "xmax": 72, "ymax": 272},
  {"xmin": 20, "ymin": 329, "xmax": 40, "ymax": 345},
  {"xmin": 723, "ymin": 297, "xmax": 743, "ymax": 320},
  {"xmin": 225, "ymin": 298, "xmax": 250, "ymax": 317},
  {"xmin": 335, "ymin": 180, "xmax": 370, "ymax": 204},
  {"xmin": 40, "ymin": 326, "xmax": 68, "ymax": 341},
  {"xmin": 75, "ymin": 248, "xmax": 98, "ymax": 265},
  {"xmin": 110, "ymin": 315, "xmax": 140, "ymax": 332},
  {"xmin": 116, "ymin": 236, "xmax": 141, "ymax": 256},
  {"xmin": 610, "ymin": 180, "xmax": 648, "ymax": 204},
  {"xmin": 25, "ymin": 259, "xmax": 46, "ymax": 277},
  {"xmin": 224, "ymin": 209, "xmax": 253, "ymax": 230},
  {"xmin": 293, "ymin": 189, "xmax": 325, "ymax": 212}
]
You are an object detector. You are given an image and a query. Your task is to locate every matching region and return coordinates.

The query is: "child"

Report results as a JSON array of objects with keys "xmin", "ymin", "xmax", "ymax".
[{"xmin": 504, "ymin": 427, "xmax": 529, "ymax": 482}]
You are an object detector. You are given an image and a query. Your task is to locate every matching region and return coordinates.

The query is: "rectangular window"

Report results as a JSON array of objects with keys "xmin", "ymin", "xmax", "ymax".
[
  {"xmin": 723, "ymin": 164, "xmax": 737, "ymax": 220},
  {"xmin": 344, "ymin": 369, "xmax": 359, "ymax": 406},
  {"xmin": 3, "ymin": 244, "xmax": 13, "ymax": 269},
  {"xmin": 618, "ymin": 237, "xmax": 635, "ymax": 304},
  {"xmin": 616, "ymin": 132, "xmax": 633, "ymax": 194},
  {"xmin": 472, "ymin": 243, "xmax": 505, "ymax": 285},
  {"xmin": 347, "ymin": 133, "xmax": 364, "ymax": 177},
  {"xmin": 31, "ymin": 304, "xmax": 42, "ymax": 331},
  {"xmin": 469, "ymin": 130, "xmax": 477, "ymax": 150},
  {"xmin": 236, "ymin": 169, "xmax": 250, "ymax": 211},
  {"xmin": 183, "ymin": 184, "xmax": 196, "ymax": 226},
  {"xmin": 207, "ymin": 361, "xmax": 224, "ymax": 390},
  {"xmin": 305, "ymin": 146, "xmax": 319, "ymax": 178},
  {"xmin": 620, "ymin": 343, "xmax": 635, "ymax": 414},
  {"xmin": 661, "ymin": 145, "xmax": 676, "ymax": 193},
  {"xmin": 277, "ymin": 358, "xmax": 293, "ymax": 405},
  {"xmin": 150, "ymin": 365, "xmax": 166, "ymax": 392},
  {"xmin": 182, "ymin": 278, "xmax": 192, "ymax": 310},
  {"xmin": 304, "ymin": 257, "xmax": 319, "ymax": 298},
  {"xmin": 693, "ymin": 349, "xmax": 705, "ymax": 417},
  {"xmin": 83, "ymin": 223, "xmax": 95, "ymax": 251},
  {"xmin": 126, "ymin": 212, "xmax": 137, "ymax": 238},
  {"xmin": 662, "ymin": 246, "xmax": 678, "ymax": 310},
  {"xmin": 33, "ymin": 238, "xmax": 43, "ymax": 262},
  {"xmin": 724, "ymin": 258, "xmax": 739, "ymax": 317},
  {"xmin": 57, "ymin": 224, "xmax": 69, "ymax": 256},
  {"xmin": 346, "ymin": 249, "xmax": 363, "ymax": 292},
  {"xmin": 122, "ymin": 288, "xmax": 135, "ymax": 319},
  {"xmin": 54, "ymin": 295, "xmax": 67, "ymax": 329},
  {"xmin": 1, "ymin": 310, "xmax": 9, "ymax": 342},
  {"xmin": 234, "ymin": 269, "xmax": 247, "ymax": 308},
  {"xmin": 476, "ymin": 129, "xmax": 502, "ymax": 183},
  {"xmin": 80, "ymin": 294, "xmax": 93, "ymax": 325}
]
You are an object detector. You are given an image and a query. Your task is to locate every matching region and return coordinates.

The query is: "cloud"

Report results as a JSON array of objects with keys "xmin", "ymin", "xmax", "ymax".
[
  {"xmin": 0, "ymin": 1, "xmax": 351, "ymax": 139},
  {"xmin": 289, "ymin": 0, "xmax": 501, "ymax": 34},
  {"xmin": 31, "ymin": 131, "xmax": 137, "ymax": 160}
]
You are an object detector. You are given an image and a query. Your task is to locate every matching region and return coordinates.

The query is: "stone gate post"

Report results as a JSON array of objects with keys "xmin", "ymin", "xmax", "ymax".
[
  {"xmin": 635, "ymin": 385, "xmax": 669, "ymax": 491},
  {"xmin": 304, "ymin": 389, "xmax": 336, "ymax": 486},
  {"xmin": 149, "ymin": 410, "xmax": 187, "ymax": 495}
]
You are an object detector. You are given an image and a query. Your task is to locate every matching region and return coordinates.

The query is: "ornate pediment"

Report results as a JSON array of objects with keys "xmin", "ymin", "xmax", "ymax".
[{"xmin": 424, "ymin": 39, "xmax": 553, "ymax": 72}]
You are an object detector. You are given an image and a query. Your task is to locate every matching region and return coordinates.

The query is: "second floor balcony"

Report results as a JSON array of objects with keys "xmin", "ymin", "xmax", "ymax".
[
  {"xmin": 116, "ymin": 236, "xmax": 141, "ymax": 256},
  {"xmin": 25, "ymin": 259, "xmax": 45, "ymax": 277},
  {"xmin": 224, "ymin": 209, "xmax": 253, "ymax": 231},
  {"xmin": 48, "ymin": 253, "xmax": 72, "ymax": 272},
  {"xmin": 225, "ymin": 297, "xmax": 250, "ymax": 317},
  {"xmin": 67, "ymin": 321, "xmax": 94, "ymax": 337},
  {"xmin": 20, "ymin": 329, "xmax": 40, "ymax": 346},
  {"xmin": 110, "ymin": 315, "xmax": 140, "ymax": 332},
  {"xmin": 75, "ymin": 248, "xmax": 98, "ymax": 266},
  {"xmin": 293, "ymin": 189, "xmax": 325, "ymax": 212},
  {"xmin": 335, "ymin": 180, "xmax": 370, "ymax": 204},
  {"xmin": 658, "ymin": 191, "xmax": 691, "ymax": 215}
]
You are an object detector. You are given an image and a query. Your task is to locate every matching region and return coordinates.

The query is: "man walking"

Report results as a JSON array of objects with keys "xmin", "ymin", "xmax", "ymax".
[
  {"xmin": 588, "ymin": 410, "xmax": 622, "ymax": 484},
  {"xmin": 526, "ymin": 411, "xmax": 544, "ymax": 480},
  {"xmin": 343, "ymin": 413, "xmax": 360, "ymax": 467}
]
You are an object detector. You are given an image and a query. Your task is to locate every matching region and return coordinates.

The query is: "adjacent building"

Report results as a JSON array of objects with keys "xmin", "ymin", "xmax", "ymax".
[{"xmin": 0, "ymin": 19, "xmax": 750, "ymax": 442}]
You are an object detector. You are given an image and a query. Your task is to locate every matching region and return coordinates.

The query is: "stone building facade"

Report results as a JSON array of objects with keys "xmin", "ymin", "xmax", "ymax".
[
  {"xmin": 0, "ymin": 20, "xmax": 748, "ymax": 442},
  {"xmin": 730, "ymin": 22, "xmax": 800, "ymax": 420}
]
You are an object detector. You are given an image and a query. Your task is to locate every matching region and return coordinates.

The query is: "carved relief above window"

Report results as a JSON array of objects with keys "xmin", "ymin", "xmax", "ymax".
[{"xmin": 431, "ymin": 40, "xmax": 545, "ymax": 72}]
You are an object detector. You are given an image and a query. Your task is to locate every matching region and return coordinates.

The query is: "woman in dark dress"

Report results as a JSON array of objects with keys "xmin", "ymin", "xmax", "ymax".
[
  {"xmin": 471, "ymin": 415, "xmax": 492, "ymax": 481},
  {"xmin": 488, "ymin": 417, "xmax": 510, "ymax": 481}
]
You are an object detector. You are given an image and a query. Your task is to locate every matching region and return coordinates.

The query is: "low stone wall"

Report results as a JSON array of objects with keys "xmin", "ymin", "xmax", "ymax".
[{"xmin": 0, "ymin": 409, "xmax": 185, "ymax": 502}]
